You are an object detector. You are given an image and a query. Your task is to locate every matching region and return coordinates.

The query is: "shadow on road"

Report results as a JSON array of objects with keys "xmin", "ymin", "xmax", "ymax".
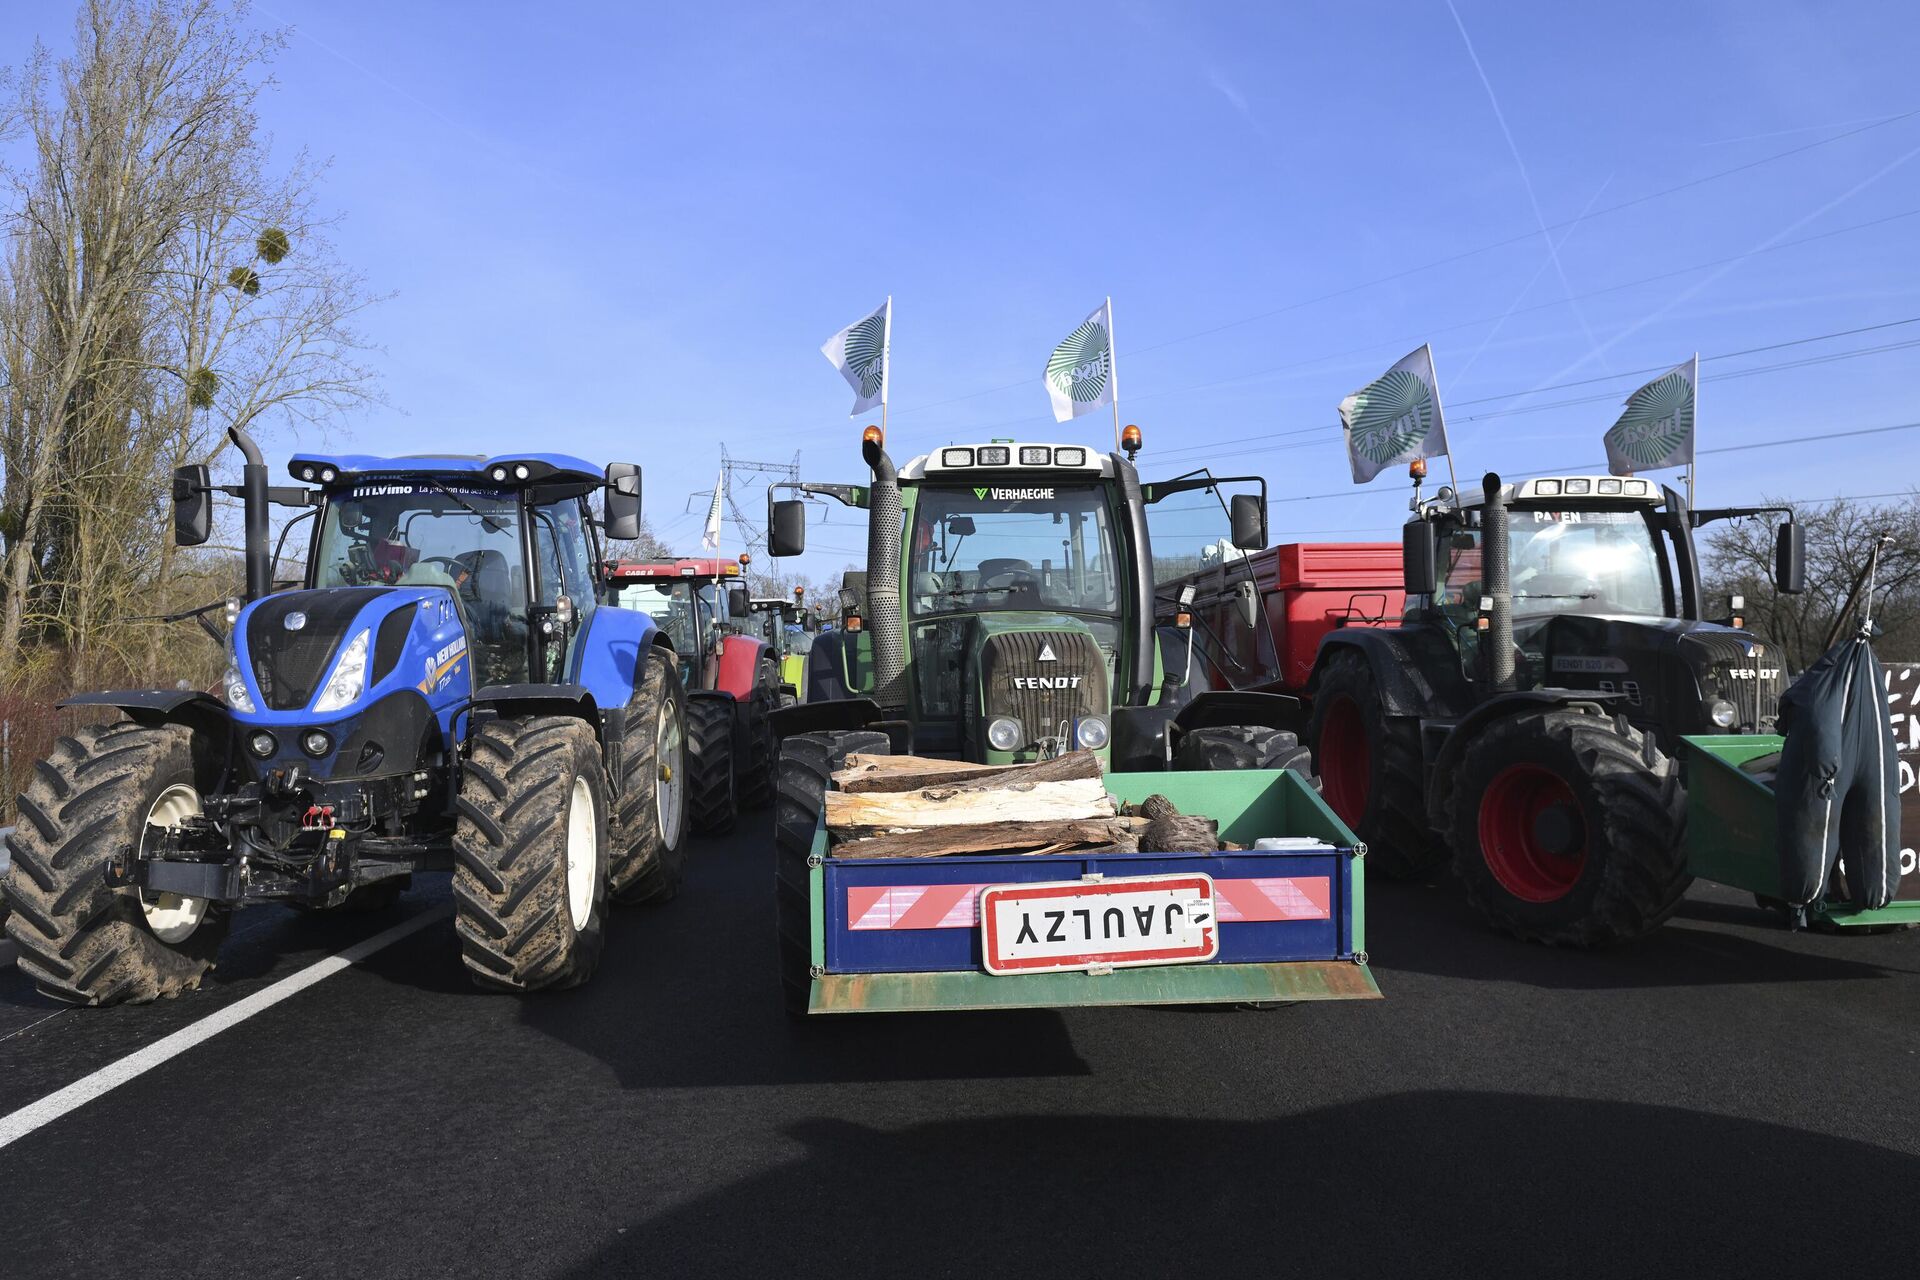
[
  {"xmin": 559, "ymin": 1090, "xmax": 1920, "ymax": 1278},
  {"xmin": 1364, "ymin": 876, "xmax": 1914, "ymax": 990}
]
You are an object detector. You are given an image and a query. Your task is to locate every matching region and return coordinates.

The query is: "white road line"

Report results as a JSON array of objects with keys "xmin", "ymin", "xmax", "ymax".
[{"xmin": 0, "ymin": 903, "xmax": 450, "ymax": 1151}]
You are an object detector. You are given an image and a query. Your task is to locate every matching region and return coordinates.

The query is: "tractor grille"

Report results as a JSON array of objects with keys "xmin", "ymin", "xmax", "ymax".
[
  {"xmin": 247, "ymin": 589, "xmax": 382, "ymax": 711},
  {"xmin": 979, "ymin": 630, "xmax": 1106, "ymax": 744},
  {"xmin": 1684, "ymin": 630, "xmax": 1785, "ymax": 732}
]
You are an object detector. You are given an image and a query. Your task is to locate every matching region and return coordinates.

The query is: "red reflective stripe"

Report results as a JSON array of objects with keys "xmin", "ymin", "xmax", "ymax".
[
  {"xmin": 847, "ymin": 877, "xmax": 1332, "ymax": 930},
  {"xmin": 893, "ymin": 884, "xmax": 975, "ymax": 930},
  {"xmin": 1213, "ymin": 877, "xmax": 1332, "ymax": 922}
]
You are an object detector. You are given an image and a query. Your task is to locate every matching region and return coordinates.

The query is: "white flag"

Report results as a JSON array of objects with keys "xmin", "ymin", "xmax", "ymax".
[
  {"xmin": 1044, "ymin": 299, "xmax": 1116, "ymax": 424},
  {"xmin": 700, "ymin": 469, "xmax": 724, "ymax": 551},
  {"xmin": 1338, "ymin": 344, "xmax": 1451, "ymax": 484},
  {"xmin": 820, "ymin": 298, "xmax": 890, "ymax": 416},
  {"xmin": 1604, "ymin": 355, "xmax": 1697, "ymax": 477}
]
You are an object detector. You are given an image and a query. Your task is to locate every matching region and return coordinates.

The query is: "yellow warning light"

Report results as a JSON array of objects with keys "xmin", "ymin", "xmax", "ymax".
[
  {"xmin": 1409, "ymin": 457, "xmax": 1428, "ymax": 480},
  {"xmin": 862, "ymin": 425, "xmax": 883, "ymax": 447},
  {"xmin": 738, "ymin": 552, "xmax": 751, "ymax": 566},
  {"xmin": 1120, "ymin": 424, "xmax": 1143, "ymax": 452}
]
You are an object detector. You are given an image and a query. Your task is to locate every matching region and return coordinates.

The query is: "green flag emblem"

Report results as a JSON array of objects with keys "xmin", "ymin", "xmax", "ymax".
[
  {"xmin": 1346, "ymin": 369, "xmax": 1434, "ymax": 465},
  {"xmin": 1046, "ymin": 320, "xmax": 1110, "ymax": 404},
  {"xmin": 844, "ymin": 313, "xmax": 887, "ymax": 399},
  {"xmin": 1605, "ymin": 371, "xmax": 1693, "ymax": 468}
]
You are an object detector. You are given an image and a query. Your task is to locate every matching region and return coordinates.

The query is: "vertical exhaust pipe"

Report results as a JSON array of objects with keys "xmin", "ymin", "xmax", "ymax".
[
  {"xmin": 862, "ymin": 433, "xmax": 907, "ymax": 714},
  {"xmin": 1482, "ymin": 471, "xmax": 1515, "ymax": 692},
  {"xmin": 231, "ymin": 425, "xmax": 272, "ymax": 602}
]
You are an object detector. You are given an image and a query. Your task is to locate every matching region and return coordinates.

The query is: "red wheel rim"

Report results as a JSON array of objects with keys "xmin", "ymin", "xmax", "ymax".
[
  {"xmin": 1477, "ymin": 763, "xmax": 1587, "ymax": 903},
  {"xmin": 1318, "ymin": 695, "xmax": 1370, "ymax": 826}
]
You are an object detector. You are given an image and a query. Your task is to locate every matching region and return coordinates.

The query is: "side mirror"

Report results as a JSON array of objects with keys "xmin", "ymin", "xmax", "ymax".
[
  {"xmin": 727, "ymin": 586, "xmax": 749, "ymax": 618},
  {"xmin": 769, "ymin": 499, "xmax": 806, "ymax": 557},
  {"xmin": 1402, "ymin": 520, "xmax": 1437, "ymax": 595},
  {"xmin": 1774, "ymin": 522, "xmax": 1806, "ymax": 594},
  {"xmin": 1229, "ymin": 493, "xmax": 1266, "ymax": 551},
  {"xmin": 173, "ymin": 464, "xmax": 212, "ymax": 547},
  {"xmin": 604, "ymin": 463, "xmax": 642, "ymax": 541},
  {"xmin": 1234, "ymin": 579, "xmax": 1258, "ymax": 629}
]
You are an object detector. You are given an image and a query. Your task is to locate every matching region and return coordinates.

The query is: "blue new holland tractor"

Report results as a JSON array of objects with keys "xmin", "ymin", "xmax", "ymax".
[{"xmin": 1, "ymin": 427, "xmax": 690, "ymax": 1004}]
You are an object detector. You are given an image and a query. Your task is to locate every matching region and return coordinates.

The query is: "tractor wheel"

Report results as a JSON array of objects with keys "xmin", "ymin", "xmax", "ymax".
[
  {"xmin": 453, "ymin": 716, "xmax": 609, "ymax": 991},
  {"xmin": 735, "ymin": 659, "xmax": 781, "ymax": 811},
  {"xmin": 1447, "ymin": 708, "xmax": 1688, "ymax": 947},
  {"xmin": 1173, "ymin": 726, "xmax": 1318, "ymax": 789},
  {"xmin": 685, "ymin": 695, "xmax": 737, "ymax": 836},
  {"xmin": 607, "ymin": 648, "xmax": 690, "ymax": 905},
  {"xmin": 1, "ymin": 722, "xmax": 230, "ymax": 1006},
  {"xmin": 1309, "ymin": 649, "xmax": 1443, "ymax": 878},
  {"xmin": 775, "ymin": 729, "xmax": 889, "ymax": 1017}
]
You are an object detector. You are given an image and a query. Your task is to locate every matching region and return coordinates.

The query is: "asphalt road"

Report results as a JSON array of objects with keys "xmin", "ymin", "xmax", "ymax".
[{"xmin": 2, "ymin": 817, "xmax": 1916, "ymax": 1279}]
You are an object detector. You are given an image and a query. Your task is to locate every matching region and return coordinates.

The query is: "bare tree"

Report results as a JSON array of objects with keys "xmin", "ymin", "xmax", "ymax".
[
  {"xmin": 1702, "ymin": 493, "xmax": 1920, "ymax": 670},
  {"xmin": 0, "ymin": 0, "xmax": 379, "ymax": 687}
]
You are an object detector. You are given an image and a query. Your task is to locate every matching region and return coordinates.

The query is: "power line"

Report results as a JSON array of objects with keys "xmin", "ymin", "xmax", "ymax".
[{"xmin": 883, "ymin": 108, "xmax": 1920, "ymax": 420}]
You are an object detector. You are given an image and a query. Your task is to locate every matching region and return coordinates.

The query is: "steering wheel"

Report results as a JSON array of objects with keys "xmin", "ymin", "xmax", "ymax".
[{"xmin": 979, "ymin": 566, "xmax": 1038, "ymax": 591}]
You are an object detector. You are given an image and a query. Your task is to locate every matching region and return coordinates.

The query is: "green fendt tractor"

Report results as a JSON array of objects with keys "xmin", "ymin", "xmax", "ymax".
[{"xmin": 765, "ymin": 426, "xmax": 1304, "ymax": 771}]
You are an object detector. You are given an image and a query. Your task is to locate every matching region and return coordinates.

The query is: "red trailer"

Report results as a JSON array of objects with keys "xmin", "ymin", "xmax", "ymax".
[{"xmin": 1175, "ymin": 542, "xmax": 1404, "ymax": 700}]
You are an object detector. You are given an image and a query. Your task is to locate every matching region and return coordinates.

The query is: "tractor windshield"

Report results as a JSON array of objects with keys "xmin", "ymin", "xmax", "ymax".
[
  {"xmin": 312, "ymin": 482, "xmax": 532, "ymax": 684},
  {"xmin": 614, "ymin": 580, "xmax": 702, "ymax": 655},
  {"xmin": 1436, "ymin": 508, "xmax": 1671, "ymax": 621},
  {"xmin": 908, "ymin": 483, "xmax": 1120, "ymax": 617}
]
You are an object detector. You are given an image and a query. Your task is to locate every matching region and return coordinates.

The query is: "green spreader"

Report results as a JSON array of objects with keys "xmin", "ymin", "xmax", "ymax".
[{"xmin": 1681, "ymin": 735, "xmax": 1920, "ymax": 928}]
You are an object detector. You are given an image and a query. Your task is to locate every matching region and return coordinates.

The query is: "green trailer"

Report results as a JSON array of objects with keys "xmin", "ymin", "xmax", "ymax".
[
  {"xmin": 775, "ymin": 748, "xmax": 1380, "ymax": 1016},
  {"xmin": 1682, "ymin": 735, "xmax": 1920, "ymax": 928}
]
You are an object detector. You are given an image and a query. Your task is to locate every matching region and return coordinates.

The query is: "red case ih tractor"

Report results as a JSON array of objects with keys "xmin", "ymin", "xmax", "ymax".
[{"xmin": 604, "ymin": 557, "xmax": 783, "ymax": 834}]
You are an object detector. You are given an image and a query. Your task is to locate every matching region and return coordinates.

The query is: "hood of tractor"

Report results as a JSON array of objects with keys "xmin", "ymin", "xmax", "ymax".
[
  {"xmin": 964, "ymin": 612, "xmax": 1111, "ymax": 756},
  {"xmin": 1514, "ymin": 612, "xmax": 1784, "ymax": 734},
  {"xmin": 228, "ymin": 586, "xmax": 472, "ymax": 779}
]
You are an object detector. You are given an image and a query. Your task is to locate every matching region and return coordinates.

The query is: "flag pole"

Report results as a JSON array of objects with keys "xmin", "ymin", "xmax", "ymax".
[
  {"xmin": 1685, "ymin": 351, "xmax": 1699, "ymax": 511},
  {"xmin": 1107, "ymin": 297, "xmax": 1121, "ymax": 451},
  {"xmin": 881, "ymin": 296, "xmax": 892, "ymax": 444}
]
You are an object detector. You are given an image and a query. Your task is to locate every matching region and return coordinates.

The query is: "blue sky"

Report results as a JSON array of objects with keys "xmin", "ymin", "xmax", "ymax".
[{"xmin": 5, "ymin": 1, "xmax": 1917, "ymax": 575}]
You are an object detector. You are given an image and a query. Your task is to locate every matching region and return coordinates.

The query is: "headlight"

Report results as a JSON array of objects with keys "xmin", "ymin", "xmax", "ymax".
[
  {"xmin": 223, "ymin": 661, "xmax": 257, "ymax": 713},
  {"xmin": 248, "ymin": 731, "xmax": 278, "ymax": 758},
  {"xmin": 1074, "ymin": 716, "xmax": 1109, "ymax": 750},
  {"xmin": 312, "ymin": 630, "xmax": 371, "ymax": 713},
  {"xmin": 986, "ymin": 717, "xmax": 1024, "ymax": 752},
  {"xmin": 301, "ymin": 730, "xmax": 333, "ymax": 758},
  {"xmin": 1709, "ymin": 698, "xmax": 1738, "ymax": 728}
]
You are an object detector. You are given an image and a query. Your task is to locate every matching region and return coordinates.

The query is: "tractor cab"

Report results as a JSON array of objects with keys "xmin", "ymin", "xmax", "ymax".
[
  {"xmin": 1401, "ymin": 473, "xmax": 1805, "ymax": 743},
  {"xmin": 768, "ymin": 427, "xmax": 1286, "ymax": 767},
  {"xmin": 603, "ymin": 557, "xmax": 745, "ymax": 691}
]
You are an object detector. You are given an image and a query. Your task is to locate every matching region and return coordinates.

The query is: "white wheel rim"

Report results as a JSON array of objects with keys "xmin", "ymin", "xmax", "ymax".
[
  {"xmin": 140, "ymin": 783, "xmax": 208, "ymax": 945},
  {"xmin": 657, "ymin": 700, "xmax": 685, "ymax": 839},
  {"xmin": 565, "ymin": 775, "xmax": 596, "ymax": 932}
]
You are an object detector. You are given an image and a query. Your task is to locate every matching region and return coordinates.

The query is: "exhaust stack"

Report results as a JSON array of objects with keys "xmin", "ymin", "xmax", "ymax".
[
  {"xmin": 231, "ymin": 425, "xmax": 272, "ymax": 602},
  {"xmin": 862, "ymin": 431, "xmax": 907, "ymax": 714},
  {"xmin": 1482, "ymin": 471, "xmax": 1515, "ymax": 692}
]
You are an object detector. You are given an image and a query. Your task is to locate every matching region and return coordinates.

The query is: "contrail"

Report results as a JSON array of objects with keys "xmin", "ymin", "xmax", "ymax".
[
  {"xmin": 1446, "ymin": 0, "xmax": 1613, "ymax": 374},
  {"xmin": 1455, "ymin": 174, "xmax": 1616, "ymax": 383}
]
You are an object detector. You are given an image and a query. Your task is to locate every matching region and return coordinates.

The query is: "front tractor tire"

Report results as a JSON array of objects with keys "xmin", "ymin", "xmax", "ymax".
[
  {"xmin": 1447, "ymin": 708, "xmax": 1688, "ymax": 947},
  {"xmin": 454, "ymin": 716, "xmax": 609, "ymax": 992},
  {"xmin": 2, "ymin": 723, "xmax": 230, "ymax": 1007},
  {"xmin": 1174, "ymin": 725, "xmax": 1317, "ymax": 786},
  {"xmin": 775, "ymin": 729, "xmax": 889, "ymax": 1017},
  {"xmin": 607, "ymin": 648, "xmax": 690, "ymax": 905},
  {"xmin": 685, "ymin": 695, "xmax": 737, "ymax": 836},
  {"xmin": 1309, "ymin": 650, "xmax": 1444, "ymax": 879}
]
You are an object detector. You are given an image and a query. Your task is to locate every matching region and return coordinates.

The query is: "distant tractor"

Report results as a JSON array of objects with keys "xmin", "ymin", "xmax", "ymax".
[
  {"xmin": 742, "ymin": 587, "xmax": 812, "ymax": 705},
  {"xmin": 1, "ymin": 428, "xmax": 690, "ymax": 1005},
  {"xmin": 1305, "ymin": 469, "xmax": 1808, "ymax": 944},
  {"xmin": 604, "ymin": 556, "xmax": 782, "ymax": 834}
]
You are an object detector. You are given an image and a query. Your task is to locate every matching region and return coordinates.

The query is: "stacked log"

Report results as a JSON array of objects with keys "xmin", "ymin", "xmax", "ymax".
[{"xmin": 822, "ymin": 753, "xmax": 1216, "ymax": 859}]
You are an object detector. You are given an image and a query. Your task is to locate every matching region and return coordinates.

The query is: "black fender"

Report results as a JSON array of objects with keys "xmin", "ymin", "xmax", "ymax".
[
  {"xmin": 1112, "ymin": 703, "xmax": 1177, "ymax": 772},
  {"xmin": 1309, "ymin": 625, "xmax": 1473, "ymax": 718},
  {"xmin": 1173, "ymin": 690, "xmax": 1305, "ymax": 735},
  {"xmin": 60, "ymin": 689, "xmax": 231, "ymax": 742},
  {"xmin": 769, "ymin": 696, "xmax": 882, "ymax": 742},
  {"xmin": 471, "ymin": 682, "xmax": 604, "ymax": 740},
  {"xmin": 1423, "ymin": 689, "xmax": 1630, "ymax": 820}
]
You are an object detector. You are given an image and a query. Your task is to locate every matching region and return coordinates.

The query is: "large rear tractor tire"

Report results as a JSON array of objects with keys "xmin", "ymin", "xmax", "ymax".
[
  {"xmin": 2, "ymin": 723, "xmax": 230, "ymax": 1006},
  {"xmin": 775, "ymin": 729, "xmax": 889, "ymax": 1017},
  {"xmin": 1174, "ymin": 725, "xmax": 1318, "ymax": 789},
  {"xmin": 1447, "ymin": 708, "xmax": 1688, "ymax": 947},
  {"xmin": 735, "ymin": 658, "xmax": 781, "ymax": 811},
  {"xmin": 453, "ymin": 716, "xmax": 609, "ymax": 991},
  {"xmin": 685, "ymin": 695, "xmax": 737, "ymax": 836},
  {"xmin": 607, "ymin": 648, "xmax": 690, "ymax": 905},
  {"xmin": 1309, "ymin": 650, "xmax": 1444, "ymax": 878}
]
